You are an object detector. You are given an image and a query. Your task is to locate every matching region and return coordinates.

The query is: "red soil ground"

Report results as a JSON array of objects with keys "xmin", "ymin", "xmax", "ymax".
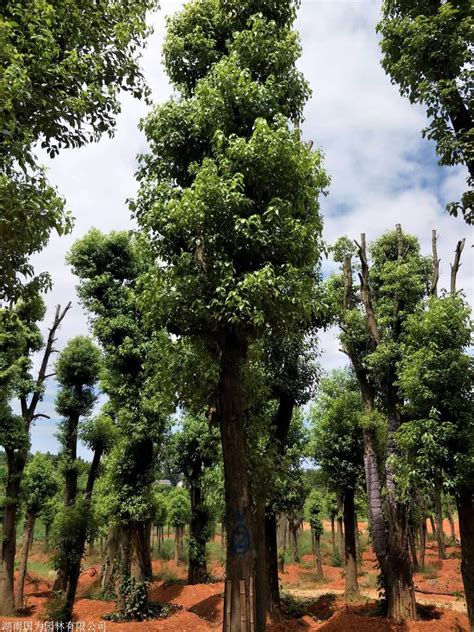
[{"xmin": 1, "ymin": 520, "xmax": 468, "ymax": 631}]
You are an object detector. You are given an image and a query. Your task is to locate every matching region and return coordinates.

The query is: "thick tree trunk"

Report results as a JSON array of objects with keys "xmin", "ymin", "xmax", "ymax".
[
  {"xmin": 254, "ymin": 499, "xmax": 266, "ymax": 632},
  {"xmin": 434, "ymin": 488, "xmax": 446, "ymax": 559},
  {"xmin": 188, "ymin": 485, "xmax": 209, "ymax": 584},
  {"xmin": 457, "ymin": 486, "xmax": 474, "ymax": 629},
  {"xmin": 343, "ymin": 489, "xmax": 359, "ymax": 600},
  {"xmin": 408, "ymin": 525, "xmax": 419, "ymax": 572},
  {"xmin": 337, "ymin": 515, "xmax": 344, "ymax": 565},
  {"xmin": 57, "ymin": 446, "xmax": 104, "ymax": 622},
  {"xmin": 64, "ymin": 407, "xmax": 80, "ymax": 506},
  {"xmin": 363, "ymin": 426, "xmax": 416, "ymax": 620},
  {"xmin": 15, "ymin": 513, "xmax": 36, "ymax": 609},
  {"xmin": 288, "ymin": 520, "xmax": 299, "ymax": 562},
  {"xmin": 218, "ymin": 332, "xmax": 255, "ymax": 632},
  {"xmin": 0, "ymin": 448, "xmax": 26, "ymax": 616},
  {"xmin": 101, "ymin": 527, "xmax": 119, "ymax": 595},
  {"xmin": 265, "ymin": 511, "xmax": 281, "ymax": 623},
  {"xmin": 447, "ymin": 512, "xmax": 456, "ymax": 543},
  {"xmin": 134, "ymin": 521, "xmax": 153, "ymax": 583},
  {"xmin": 117, "ymin": 524, "xmax": 133, "ymax": 613}
]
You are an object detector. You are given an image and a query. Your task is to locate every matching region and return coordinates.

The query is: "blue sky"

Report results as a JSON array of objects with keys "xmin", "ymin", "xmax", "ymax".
[{"xmin": 27, "ymin": 0, "xmax": 472, "ymax": 457}]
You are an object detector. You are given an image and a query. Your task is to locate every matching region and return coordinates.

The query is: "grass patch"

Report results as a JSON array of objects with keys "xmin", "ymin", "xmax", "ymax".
[
  {"xmin": 154, "ymin": 565, "xmax": 181, "ymax": 584},
  {"xmin": 421, "ymin": 565, "xmax": 439, "ymax": 580}
]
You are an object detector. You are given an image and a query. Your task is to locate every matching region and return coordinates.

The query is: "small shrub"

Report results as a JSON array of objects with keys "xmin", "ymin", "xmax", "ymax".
[
  {"xmin": 330, "ymin": 550, "xmax": 342, "ymax": 567},
  {"xmin": 422, "ymin": 565, "xmax": 439, "ymax": 580}
]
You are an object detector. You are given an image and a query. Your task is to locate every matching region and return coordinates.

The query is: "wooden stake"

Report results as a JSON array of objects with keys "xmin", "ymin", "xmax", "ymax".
[
  {"xmin": 239, "ymin": 580, "xmax": 247, "ymax": 632},
  {"xmin": 249, "ymin": 576, "xmax": 255, "ymax": 632},
  {"xmin": 225, "ymin": 580, "xmax": 232, "ymax": 632}
]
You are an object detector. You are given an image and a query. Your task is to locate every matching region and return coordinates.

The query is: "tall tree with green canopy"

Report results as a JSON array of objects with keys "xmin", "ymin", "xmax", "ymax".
[
  {"xmin": 15, "ymin": 452, "xmax": 59, "ymax": 609},
  {"xmin": 0, "ymin": 0, "xmax": 159, "ymax": 302},
  {"xmin": 55, "ymin": 336, "xmax": 101, "ymax": 508},
  {"xmin": 132, "ymin": 1, "xmax": 327, "ymax": 627},
  {"xmin": 51, "ymin": 410, "xmax": 118, "ymax": 622},
  {"xmin": 68, "ymin": 229, "xmax": 172, "ymax": 616},
  {"xmin": 377, "ymin": 1, "xmax": 473, "ymax": 223},
  {"xmin": 171, "ymin": 414, "xmax": 220, "ymax": 584},
  {"xmin": 0, "ymin": 294, "xmax": 70, "ymax": 615},
  {"xmin": 310, "ymin": 368, "xmax": 364, "ymax": 600},
  {"xmin": 398, "ymin": 288, "xmax": 473, "ymax": 626},
  {"xmin": 330, "ymin": 226, "xmax": 432, "ymax": 621}
]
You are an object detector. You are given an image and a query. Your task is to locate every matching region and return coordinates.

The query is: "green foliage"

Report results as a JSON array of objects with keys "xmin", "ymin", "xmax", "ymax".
[
  {"xmin": 79, "ymin": 410, "xmax": 119, "ymax": 455},
  {"xmin": 153, "ymin": 492, "xmax": 168, "ymax": 527},
  {"xmin": 310, "ymin": 369, "xmax": 364, "ymax": 493},
  {"xmin": 133, "ymin": 0, "xmax": 328, "ymax": 342},
  {"xmin": 397, "ymin": 294, "xmax": 473, "ymax": 491},
  {"xmin": 378, "ymin": 1, "xmax": 473, "ymax": 222},
  {"xmin": 305, "ymin": 489, "xmax": 324, "ymax": 538},
  {"xmin": 167, "ymin": 487, "xmax": 191, "ymax": 528},
  {"xmin": 21, "ymin": 452, "xmax": 59, "ymax": 516},
  {"xmin": 1, "ymin": 0, "xmax": 158, "ymax": 300}
]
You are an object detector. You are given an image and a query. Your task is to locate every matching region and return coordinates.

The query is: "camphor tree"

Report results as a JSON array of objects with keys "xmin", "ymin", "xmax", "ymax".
[
  {"xmin": 397, "ymin": 250, "xmax": 473, "ymax": 626},
  {"xmin": 68, "ymin": 229, "xmax": 172, "ymax": 617},
  {"xmin": 0, "ymin": 293, "xmax": 70, "ymax": 615},
  {"xmin": 310, "ymin": 369, "xmax": 364, "ymax": 600},
  {"xmin": 305, "ymin": 490, "xmax": 324, "ymax": 581},
  {"xmin": 330, "ymin": 226, "xmax": 432, "ymax": 621},
  {"xmin": 167, "ymin": 487, "xmax": 192, "ymax": 566},
  {"xmin": 378, "ymin": 1, "xmax": 473, "ymax": 223},
  {"xmin": 0, "ymin": 0, "xmax": 159, "ymax": 302},
  {"xmin": 15, "ymin": 453, "xmax": 59, "ymax": 609},
  {"xmin": 50, "ymin": 336, "xmax": 101, "ymax": 619},
  {"xmin": 133, "ymin": 1, "xmax": 328, "ymax": 627},
  {"xmin": 171, "ymin": 414, "xmax": 220, "ymax": 583}
]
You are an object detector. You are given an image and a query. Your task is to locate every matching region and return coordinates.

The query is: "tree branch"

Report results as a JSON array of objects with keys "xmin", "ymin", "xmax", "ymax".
[
  {"xmin": 450, "ymin": 238, "xmax": 466, "ymax": 294},
  {"xmin": 31, "ymin": 414, "xmax": 51, "ymax": 421},
  {"xmin": 25, "ymin": 302, "xmax": 72, "ymax": 427},
  {"xmin": 355, "ymin": 233, "xmax": 380, "ymax": 345},
  {"xmin": 430, "ymin": 229, "xmax": 440, "ymax": 297}
]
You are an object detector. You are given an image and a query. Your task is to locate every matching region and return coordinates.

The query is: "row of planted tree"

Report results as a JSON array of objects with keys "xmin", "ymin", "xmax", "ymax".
[
  {"xmin": 1, "ymin": 221, "xmax": 471, "ymax": 631},
  {"xmin": 1, "ymin": 0, "xmax": 472, "ymax": 631}
]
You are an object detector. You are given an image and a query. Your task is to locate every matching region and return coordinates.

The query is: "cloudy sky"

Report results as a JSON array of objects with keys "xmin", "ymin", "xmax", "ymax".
[{"xmin": 28, "ymin": 0, "xmax": 472, "ymax": 455}]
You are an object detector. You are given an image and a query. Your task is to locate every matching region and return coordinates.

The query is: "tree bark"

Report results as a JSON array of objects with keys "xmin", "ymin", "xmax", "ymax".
[
  {"xmin": 330, "ymin": 513, "xmax": 336, "ymax": 558},
  {"xmin": 134, "ymin": 521, "xmax": 153, "ymax": 583},
  {"xmin": 447, "ymin": 512, "xmax": 456, "ymax": 543},
  {"xmin": 218, "ymin": 331, "xmax": 255, "ymax": 632},
  {"xmin": 265, "ymin": 511, "xmax": 281, "ymax": 623},
  {"xmin": 408, "ymin": 524, "xmax": 419, "ymax": 572},
  {"xmin": 457, "ymin": 486, "xmax": 474, "ymax": 629},
  {"xmin": 15, "ymin": 513, "xmax": 36, "ymax": 609},
  {"xmin": 254, "ymin": 499, "xmax": 267, "ymax": 632},
  {"xmin": 343, "ymin": 489, "xmax": 359, "ymax": 600},
  {"xmin": 117, "ymin": 524, "xmax": 133, "ymax": 613},
  {"xmin": 429, "ymin": 515, "xmax": 437, "ymax": 537},
  {"xmin": 188, "ymin": 485, "xmax": 209, "ymax": 584},
  {"xmin": 337, "ymin": 514, "xmax": 344, "ymax": 565},
  {"xmin": 101, "ymin": 527, "xmax": 119, "ymax": 595},
  {"xmin": 434, "ymin": 487, "xmax": 446, "ymax": 559},
  {"xmin": 288, "ymin": 519, "xmax": 299, "ymax": 563},
  {"xmin": 0, "ymin": 448, "xmax": 26, "ymax": 615},
  {"xmin": 314, "ymin": 533, "xmax": 324, "ymax": 581},
  {"xmin": 419, "ymin": 517, "xmax": 427, "ymax": 570}
]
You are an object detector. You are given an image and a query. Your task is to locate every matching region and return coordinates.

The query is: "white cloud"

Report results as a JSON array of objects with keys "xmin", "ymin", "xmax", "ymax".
[{"xmin": 24, "ymin": 0, "xmax": 472, "ymax": 453}]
